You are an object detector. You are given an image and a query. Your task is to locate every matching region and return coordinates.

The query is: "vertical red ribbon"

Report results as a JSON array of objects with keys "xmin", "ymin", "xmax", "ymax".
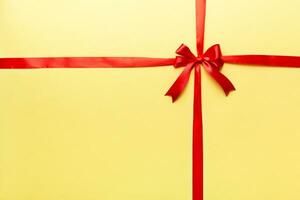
[
  {"xmin": 194, "ymin": 0, "xmax": 206, "ymax": 200},
  {"xmin": 193, "ymin": 64, "xmax": 203, "ymax": 200}
]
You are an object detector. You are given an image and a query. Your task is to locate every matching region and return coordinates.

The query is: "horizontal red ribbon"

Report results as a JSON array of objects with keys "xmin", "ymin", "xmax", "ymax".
[
  {"xmin": 0, "ymin": 57, "xmax": 174, "ymax": 69},
  {"xmin": 223, "ymin": 55, "xmax": 300, "ymax": 67},
  {"xmin": 2, "ymin": 53, "xmax": 300, "ymax": 69},
  {"xmin": 1, "ymin": 0, "xmax": 300, "ymax": 200}
]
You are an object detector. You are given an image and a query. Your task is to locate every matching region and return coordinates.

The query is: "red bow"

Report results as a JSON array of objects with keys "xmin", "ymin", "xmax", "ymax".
[{"xmin": 165, "ymin": 44, "xmax": 235, "ymax": 102}]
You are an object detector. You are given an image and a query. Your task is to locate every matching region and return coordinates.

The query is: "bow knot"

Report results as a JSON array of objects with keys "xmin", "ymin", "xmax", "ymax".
[{"xmin": 166, "ymin": 44, "xmax": 235, "ymax": 102}]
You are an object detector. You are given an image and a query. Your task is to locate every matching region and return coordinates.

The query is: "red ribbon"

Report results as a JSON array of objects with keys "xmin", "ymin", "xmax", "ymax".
[
  {"xmin": 166, "ymin": 44, "xmax": 235, "ymax": 102},
  {"xmin": 1, "ymin": 0, "xmax": 300, "ymax": 199}
]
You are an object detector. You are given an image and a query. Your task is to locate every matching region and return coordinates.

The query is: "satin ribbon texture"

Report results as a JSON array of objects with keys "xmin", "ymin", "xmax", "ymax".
[
  {"xmin": 1, "ymin": 0, "xmax": 300, "ymax": 200},
  {"xmin": 166, "ymin": 44, "xmax": 235, "ymax": 102}
]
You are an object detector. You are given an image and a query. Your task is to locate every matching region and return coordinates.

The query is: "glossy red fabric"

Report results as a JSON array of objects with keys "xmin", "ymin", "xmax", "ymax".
[
  {"xmin": 165, "ymin": 44, "xmax": 235, "ymax": 102},
  {"xmin": 0, "ymin": 57, "xmax": 174, "ymax": 69},
  {"xmin": 223, "ymin": 55, "xmax": 300, "ymax": 67},
  {"xmin": 1, "ymin": 1, "xmax": 300, "ymax": 200}
]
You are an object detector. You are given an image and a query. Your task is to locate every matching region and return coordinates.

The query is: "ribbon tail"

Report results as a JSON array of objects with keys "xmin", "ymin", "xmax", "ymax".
[
  {"xmin": 203, "ymin": 62, "xmax": 236, "ymax": 96},
  {"xmin": 192, "ymin": 64, "xmax": 203, "ymax": 200},
  {"xmin": 165, "ymin": 63, "xmax": 195, "ymax": 102}
]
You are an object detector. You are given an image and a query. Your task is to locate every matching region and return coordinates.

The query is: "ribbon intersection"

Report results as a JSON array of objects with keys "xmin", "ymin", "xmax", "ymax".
[{"xmin": 166, "ymin": 44, "xmax": 235, "ymax": 102}]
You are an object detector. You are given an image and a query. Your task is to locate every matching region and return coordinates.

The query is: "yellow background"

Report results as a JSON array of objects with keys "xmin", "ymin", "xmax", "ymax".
[{"xmin": 1, "ymin": 0, "xmax": 300, "ymax": 199}]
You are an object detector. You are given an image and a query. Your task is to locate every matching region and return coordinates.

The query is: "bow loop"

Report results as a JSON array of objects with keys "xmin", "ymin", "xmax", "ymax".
[
  {"xmin": 176, "ymin": 44, "xmax": 197, "ymax": 60},
  {"xmin": 174, "ymin": 44, "xmax": 198, "ymax": 68},
  {"xmin": 203, "ymin": 44, "xmax": 224, "ymax": 70},
  {"xmin": 203, "ymin": 44, "xmax": 222, "ymax": 60},
  {"xmin": 174, "ymin": 56, "xmax": 189, "ymax": 68}
]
